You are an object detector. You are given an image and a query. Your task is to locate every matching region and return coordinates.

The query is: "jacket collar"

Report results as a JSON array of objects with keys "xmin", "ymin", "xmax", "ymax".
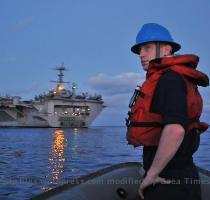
[{"xmin": 146, "ymin": 54, "xmax": 209, "ymax": 87}]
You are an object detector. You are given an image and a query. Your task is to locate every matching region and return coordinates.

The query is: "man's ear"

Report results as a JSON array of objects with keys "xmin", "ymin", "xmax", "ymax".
[{"xmin": 164, "ymin": 44, "xmax": 173, "ymax": 55}]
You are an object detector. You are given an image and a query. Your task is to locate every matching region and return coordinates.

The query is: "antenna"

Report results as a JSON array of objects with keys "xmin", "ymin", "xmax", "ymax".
[{"xmin": 51, "ymin": 63, "xmax": 69, "ymax": 84}]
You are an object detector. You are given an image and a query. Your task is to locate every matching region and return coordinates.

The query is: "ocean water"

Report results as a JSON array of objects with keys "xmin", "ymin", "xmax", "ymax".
[{"xmin": 0, "ymin": 127, "xmax": 209, "ymax": 200}]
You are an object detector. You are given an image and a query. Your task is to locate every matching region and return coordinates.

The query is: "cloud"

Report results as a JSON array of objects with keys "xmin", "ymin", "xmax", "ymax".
[
  {"xmin": 87, "ymin": 72, "xmax": 145, "ymax": 96},
  {"xmin": 87, "ymin": 72, "xmax": 146, "ymax": 126},
  {"xmin": 201, "ymin": 89, "xmax": 210, "ymax": 112},
  {"xmin": 203, "ymin": 101, "xmax": 210, "ymax": 112},
  {"xmin": 11, "ymin": 16, "xmax": 33, "ymax": 31},
  {"xmin": 103, "ymin": 93, "xmax": 130, "ymax": 107}
]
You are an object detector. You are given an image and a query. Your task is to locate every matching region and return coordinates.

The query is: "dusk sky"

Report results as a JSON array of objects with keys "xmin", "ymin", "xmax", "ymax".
[{"xmin": 0, "ymin": 0, "xmax": 210, "ymax": 126}]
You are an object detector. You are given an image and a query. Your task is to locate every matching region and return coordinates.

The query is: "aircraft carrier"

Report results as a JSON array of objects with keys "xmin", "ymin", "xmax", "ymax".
[{"xmin": 0, "ymin": 64, "xmax": 105, "ymax": 128}]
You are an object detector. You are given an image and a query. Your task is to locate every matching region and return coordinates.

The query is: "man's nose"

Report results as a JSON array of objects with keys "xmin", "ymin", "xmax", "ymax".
[
  {"xmin": 139, "ymin": 51, "xmax": 145, "ymax": 59},
  {"xmin": 139, "ymin": 48, "xmax": 145, "ymax": 57}
]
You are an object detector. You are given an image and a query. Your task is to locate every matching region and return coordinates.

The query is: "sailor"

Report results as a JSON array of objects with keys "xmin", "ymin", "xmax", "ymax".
[{"xmin": 126, "ymin": 23, "xmax": 209, "ymax": 200}]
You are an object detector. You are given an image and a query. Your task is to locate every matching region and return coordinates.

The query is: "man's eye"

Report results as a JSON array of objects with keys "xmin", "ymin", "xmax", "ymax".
[{"xmin": 145, "ymin": 46, "xmax": 151, "ymax": 49}]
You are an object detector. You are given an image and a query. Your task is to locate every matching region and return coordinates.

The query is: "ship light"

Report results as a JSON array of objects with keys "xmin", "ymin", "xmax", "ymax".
[{"xmin": 58, "ymin": 85, "xmax": 64, "ymax": 91}]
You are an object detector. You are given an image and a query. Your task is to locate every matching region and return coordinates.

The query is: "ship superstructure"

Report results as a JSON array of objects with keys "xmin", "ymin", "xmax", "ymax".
[{"xmin": 0, "ymin": 64, "xmax": 105, "ymax": 127}]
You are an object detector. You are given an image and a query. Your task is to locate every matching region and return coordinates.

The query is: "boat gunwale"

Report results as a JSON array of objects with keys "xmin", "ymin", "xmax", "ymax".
[{"xmin": 30, "ymin": 162, "xmax": 142, "ymax": 200}]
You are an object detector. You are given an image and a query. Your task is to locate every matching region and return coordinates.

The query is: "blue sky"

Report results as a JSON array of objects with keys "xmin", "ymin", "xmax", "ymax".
[{"xmin": 0, "ymin": 0, "xmax": 209, "ymax": 126}]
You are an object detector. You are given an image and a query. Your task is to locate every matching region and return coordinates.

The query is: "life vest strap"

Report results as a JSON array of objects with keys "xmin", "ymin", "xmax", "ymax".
[
  {"xmin": 129, "ymin": 87, "xmax": 145, "ymax": 108},
  {"xmin": 126, "ymin": 117, "xmax": 199, "ymax": 128}
]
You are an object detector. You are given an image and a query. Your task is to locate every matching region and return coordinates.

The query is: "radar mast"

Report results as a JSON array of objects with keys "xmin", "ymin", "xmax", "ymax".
[{"xmin": 51, "ymin": 63, "xmax": 69, "ymax": 93}]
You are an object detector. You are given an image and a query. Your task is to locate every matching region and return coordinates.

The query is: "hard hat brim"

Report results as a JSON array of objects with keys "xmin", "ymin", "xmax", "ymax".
[{"xmin": 131, "ymin": 41, "xmax": 181, "ymax": 54}]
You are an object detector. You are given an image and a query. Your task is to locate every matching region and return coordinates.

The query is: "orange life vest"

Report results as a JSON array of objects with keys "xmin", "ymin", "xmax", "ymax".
[{"xmin": 126, "ymin": 54, "xmax": 209, "ymax": 147}]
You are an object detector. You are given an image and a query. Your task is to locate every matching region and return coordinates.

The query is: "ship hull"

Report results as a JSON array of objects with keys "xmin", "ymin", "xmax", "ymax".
[{"xmin": 0, "ymin": 99, "xmax": 104, "ymax": 128}]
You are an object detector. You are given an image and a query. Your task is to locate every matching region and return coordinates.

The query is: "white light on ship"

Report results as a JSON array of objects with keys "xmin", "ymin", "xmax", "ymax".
[{"xmin": 58, "ymin": 85, "xmax": 64, "ymax": 91}]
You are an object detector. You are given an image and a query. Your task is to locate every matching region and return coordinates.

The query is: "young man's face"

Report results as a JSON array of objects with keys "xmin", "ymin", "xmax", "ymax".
[
  {"xmin": 138, "ymin": 42, "xmax": 172, "ymax": 71},
  {"xmin": 138, "ymin": 43, "xmax": 156, "ymax": 71}
]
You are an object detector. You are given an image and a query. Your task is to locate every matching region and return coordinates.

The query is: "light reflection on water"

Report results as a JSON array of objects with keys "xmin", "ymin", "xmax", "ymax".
[
  {"xmin": 0, "ymin": 127, "xmax": 209, "ymax": 200},
  {"xmin": 47, "ymin": 129, "xmax": 66, "ymax": 187}
]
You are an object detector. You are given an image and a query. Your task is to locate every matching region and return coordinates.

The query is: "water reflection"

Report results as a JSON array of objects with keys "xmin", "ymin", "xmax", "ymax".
[
  {"xmin": 48, "ymin": 129, "xmax": 66, "ymax": 186},
  {"xmin": 44, "ymin": 128, "xmax": 81, "ymax": 190}
]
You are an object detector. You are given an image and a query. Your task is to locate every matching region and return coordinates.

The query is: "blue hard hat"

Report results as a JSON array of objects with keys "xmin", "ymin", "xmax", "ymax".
[{"xmin": 131, "ymin": 23, "xmax": 181, "ymax": 54}]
